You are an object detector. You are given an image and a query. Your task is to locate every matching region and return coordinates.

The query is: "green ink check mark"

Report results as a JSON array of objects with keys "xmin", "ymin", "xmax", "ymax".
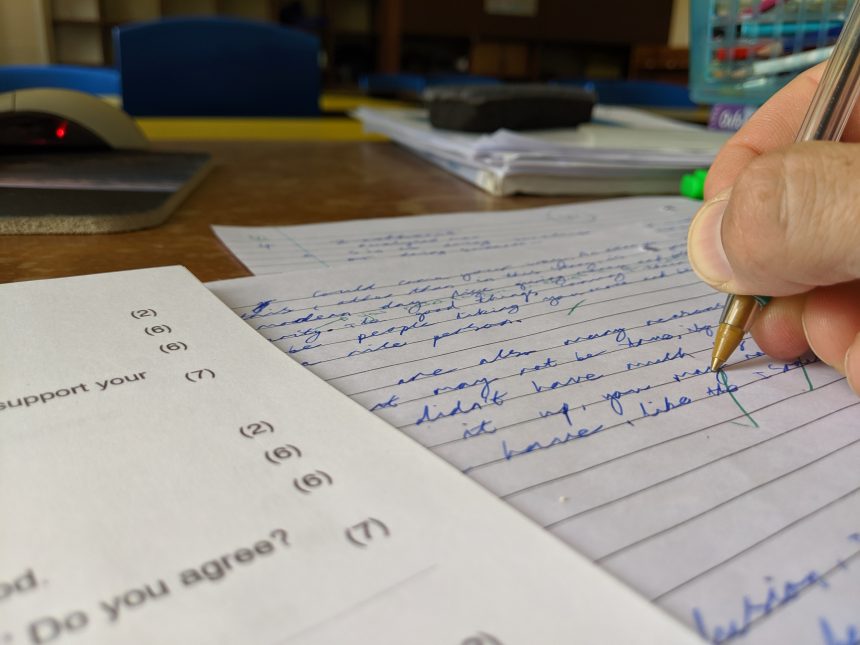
[{"xmin": 567, "ymin": 299, "xmax": 586, "ymax": 316}]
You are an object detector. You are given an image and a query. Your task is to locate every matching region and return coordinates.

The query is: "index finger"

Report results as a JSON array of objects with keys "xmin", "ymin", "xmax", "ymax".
[{"xmin": 704, "ymin": 62, "xmax": 860, "ymax": 199}]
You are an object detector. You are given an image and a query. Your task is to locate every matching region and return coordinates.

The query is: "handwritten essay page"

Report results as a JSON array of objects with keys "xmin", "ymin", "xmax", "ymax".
[
  {"xmin": 0, "ymin": 266, "xmax": 697, "ymax": 644},
  {"xmin": 213, "ymin": 197, "xmax": 684, "ymax": 274},
  {"xmin": 208, "ymin": 198, "xmax": 860, "ymax": 645}
]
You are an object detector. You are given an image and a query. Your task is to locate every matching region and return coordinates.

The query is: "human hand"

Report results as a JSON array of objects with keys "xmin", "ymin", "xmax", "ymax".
[{"xmin": 686, "ymin": 62, "xmax": 860, "ymax": 394}]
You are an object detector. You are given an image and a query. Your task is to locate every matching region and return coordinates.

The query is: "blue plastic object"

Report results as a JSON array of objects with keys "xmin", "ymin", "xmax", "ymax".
[
  {"xmin": 0, "ymin": 65, "xmax": 120, "ymax": 95},
  {"xmin": 114, "ymin": 16, "xmax": 320, "ymax": 116},
  {"xmin": 359, "ymin": 73, "xmax": 500, "ymax": 97},
  {"xmin": 554, "ymin": 78, "xmax": 696, "ymax": 108},
  {"xmin": 358, "ymin": 73, "xmax": 427, "ymax": 96}
]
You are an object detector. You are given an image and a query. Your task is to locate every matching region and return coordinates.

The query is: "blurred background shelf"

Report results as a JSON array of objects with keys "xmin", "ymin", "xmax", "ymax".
[
  {"xmin": 1, "ymin": 0, "xmax": 692, "ymax": 91},
  {"xmin": 47, "ymin": 0, "xmax": 280, "ymax": 66}
]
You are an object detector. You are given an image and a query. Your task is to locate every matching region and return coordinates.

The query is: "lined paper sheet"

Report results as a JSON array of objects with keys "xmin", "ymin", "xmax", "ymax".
[
  {"xmin": 208, "ymin": 197, "xmax": 860, "ymax": 644},
  {"xmin": 0, "ymin": 266, "xmax": 698, "ymax": 644},
  {"xmin": 212, "ymin": 196, "xmax": 686, "ymax": 274}
]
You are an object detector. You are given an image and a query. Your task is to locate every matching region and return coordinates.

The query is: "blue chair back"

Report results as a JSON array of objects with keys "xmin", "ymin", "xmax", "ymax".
[
  {"xmin": 554, "ymin": 79, "xmax": 696, "ymax": 108},
  {"xmin": 114, "ymin": 16, "xmax": 320, "ymax": 116},
  {"xmin": 0, "ymin": 65, "xmax": 120, "ymax": 95}
]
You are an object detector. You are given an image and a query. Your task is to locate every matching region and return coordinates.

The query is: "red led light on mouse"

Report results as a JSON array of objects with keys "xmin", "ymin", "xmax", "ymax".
[{"xmin": 55, "ymin": 120, "xmax": 68, "ymax": 139}]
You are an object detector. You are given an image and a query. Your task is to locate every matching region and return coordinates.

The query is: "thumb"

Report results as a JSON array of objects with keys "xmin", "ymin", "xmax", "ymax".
[
  {"xmin": 847, "ymin": 331, "xmax": 860, "ymax": 395},
  {"xmin": 687, "ymin": 141, "xmax": 860, "ymax": 296}
]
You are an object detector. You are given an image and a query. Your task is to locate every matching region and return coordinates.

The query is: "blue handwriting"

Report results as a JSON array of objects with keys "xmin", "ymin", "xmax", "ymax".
[
  {"xmin": 397, "ymin": 367, "xmax": 456, "ymax": 385},
  {"xmin": 564, "ymin": 327, "xmax": 628, "ymax": 346},
  {"xmin": 519, "ymin": 358, "xmax": 557, "ymax": 376},
  {"xmin": 258, "ymin": 310, "xmax": 350, "ymax": 331},
  {"xmin": 622, "ymin": 332, "xmax": 680, "ymax": 348},
  {"xmin": 369, "ymin": 394, "xmax": 399, "ymax": 411},
  {"xmin": 357, "ymin": 319, "xmax": 429, "ymax": 344},
  {"xmin": 626, "ymin": 347, "xmax": 687, "ymax": 370},
  {"xmin": 479, "ymin": 347, "xmax": 537, "ymax": 365},
  {"xmin": 462, "ymin": 419, "xmax": 496, "ymax": 439},
  {"xmin": 455, "ymin": 304, "xmax": 519, "ymax": 320},
  {"xmin": 501, "ymin": 424, "xmax": 603, "ymax": 460},
  {"xmin": 241, "ymin": 299, "xmax": 292, "ymax": 320},
  {"xmin": 415, "ymin": 392, "xmax": 505, "ymax": 425},
  {"xmin": 674, "ymin": 366, "xmax": 711, "ymax": 382},
  {"xmin": 820, "ymin": 617, "xmax": 860, "ymax": 645},
  {"xmin": 603, "ymin": 384, "xmax": 651, "ymax": 415},
  {"xmin": 573, "ymin": 350, "xmax": 606, "ymax": 362},
  {"xmin": 433, "ymin": 376, "xmax": 500, "ymax": 403},
  {"xmin": 692, "ymin": 570, "xmax": 826, "ymax": 643},
  {"xmin": 645, "ymin": 301, "xmax": 724, "ymax": 326},
  {"xmin": 313, "ymin": 284, "xmax": 375, "ymax": 298},
  {"xmin": 639, "ymin": 394, "xmax": 692, "ymax": 417},
  {"xmin": 432, "ymin": 318, "xmax": 522, "ymax": 348},
  {"xmin": 531, "ymin": 372, "xmax": 602, "ymax": 393},
  {"xmin": 347, "ymin": 341, "xmax": 406, "ymax": 356}
]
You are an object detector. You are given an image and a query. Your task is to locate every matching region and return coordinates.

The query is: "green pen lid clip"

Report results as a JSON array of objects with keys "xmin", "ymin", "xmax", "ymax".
[{"xmin": 680, "ymin": 168, "xmax": 708, "ymax": 200}]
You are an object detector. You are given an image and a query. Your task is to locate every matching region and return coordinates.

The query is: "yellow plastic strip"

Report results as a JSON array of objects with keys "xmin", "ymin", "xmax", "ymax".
[
  {"xmin": 320, "ymin": 94, "xmax": 410, "ymax": 112},
  {"xmin": 136, "ymin": 117, "xmax": 387, "ymax": 141}
]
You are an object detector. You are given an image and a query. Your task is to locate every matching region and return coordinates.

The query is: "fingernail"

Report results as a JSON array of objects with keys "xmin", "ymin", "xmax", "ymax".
[
  {"xmin": 800, "ymin": 312, "xmax": 830, "ymax": 371},
  {"xmin": 688, "ymin": 195, "xmax": 733, "ymax": 287},
  {"xmin": 845, "ymin": 335, "xmax": 860, "ymax": 394}
]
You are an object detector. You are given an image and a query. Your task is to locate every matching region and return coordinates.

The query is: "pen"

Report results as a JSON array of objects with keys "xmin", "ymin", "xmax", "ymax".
[{"xmin": 710, "ymin": 0, "xmax": 860, "ymax": 372}]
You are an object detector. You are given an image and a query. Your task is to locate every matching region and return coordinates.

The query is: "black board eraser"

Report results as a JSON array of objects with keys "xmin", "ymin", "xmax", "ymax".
[{"xmin": 425, "ymin": 84, "xmax": 596, "ymax": 133}]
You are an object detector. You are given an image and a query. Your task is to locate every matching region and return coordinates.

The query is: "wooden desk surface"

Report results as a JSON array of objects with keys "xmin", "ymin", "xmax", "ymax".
[{"xmin": 0, "ymin": 141, "xmax": 593, "ymax": 284}]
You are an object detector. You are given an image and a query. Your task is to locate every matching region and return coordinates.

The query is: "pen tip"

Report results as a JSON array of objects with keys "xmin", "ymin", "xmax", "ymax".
[{"xmin": 710, "ymin": 357, "xmax": 725, "ymax": 372}]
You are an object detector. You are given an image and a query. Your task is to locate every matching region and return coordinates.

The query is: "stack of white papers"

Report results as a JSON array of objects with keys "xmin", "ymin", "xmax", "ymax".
[
  {"xmin": 354, "ymin": 106, "xmax": 729, "ymax": 196},
  {"xmin": 1, "ymin": 266, "xmax": 698, "ymax": 643}
]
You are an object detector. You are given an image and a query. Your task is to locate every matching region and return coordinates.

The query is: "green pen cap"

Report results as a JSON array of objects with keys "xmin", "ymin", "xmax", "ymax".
[{"xmin": 680, "ymin": 168, "xmax": 709, "ymax": 200}]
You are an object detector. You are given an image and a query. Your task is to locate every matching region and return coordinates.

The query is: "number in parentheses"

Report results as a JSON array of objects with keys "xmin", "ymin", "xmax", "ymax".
[
  {"xmin": 184, "ymin": 369, "xmax": 215, "ymax": 383},
  {"xmin": 238, "ymin": 420, "xmax": 274, "ymax": 439},
  {"xmin": 293, "ymin": 470, "xmax": 332, "ymax": 494},
  {"xmin": 264, "ymin": 444, "xmax": 302, "ymax": 466},
  {"xmin": 344, "ymin": 517, "xmax": 389, "ymax": 548},
  {"xmin": 159, "ymin": 341, "xmax": 188, "ymax": 354}
]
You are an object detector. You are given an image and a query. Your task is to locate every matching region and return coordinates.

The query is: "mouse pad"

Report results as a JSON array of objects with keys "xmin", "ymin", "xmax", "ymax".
[{"xmin": 0, "ymin": 150, "xmax": 212, "ymax": 234}]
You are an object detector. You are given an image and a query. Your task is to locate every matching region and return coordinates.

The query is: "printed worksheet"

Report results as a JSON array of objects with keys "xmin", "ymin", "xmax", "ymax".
[
  {"xmin": 212, "ymin": 197, "xmax": 686, "ymax": 274},
  {"xmin": 0, "ymin": 266, "xmax": 698, "ymax": 645},
  {"xmin": 208, "ymin": 199, "xmax": 860, "ymax": 645}
]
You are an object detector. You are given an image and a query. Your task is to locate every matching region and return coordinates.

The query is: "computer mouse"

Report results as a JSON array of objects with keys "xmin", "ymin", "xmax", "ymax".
[{"xmin": 0, "ymin": 88, "xmax": 148, "ymax": 150}]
